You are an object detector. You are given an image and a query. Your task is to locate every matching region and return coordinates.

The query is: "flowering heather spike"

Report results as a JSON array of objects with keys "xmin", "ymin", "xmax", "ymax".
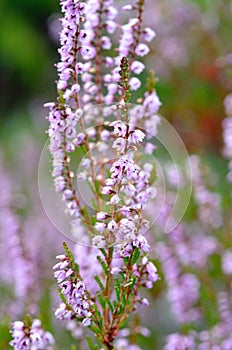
[{"xmin": 45, "ymin": 0, "xmax": 161, "ymax": 348}]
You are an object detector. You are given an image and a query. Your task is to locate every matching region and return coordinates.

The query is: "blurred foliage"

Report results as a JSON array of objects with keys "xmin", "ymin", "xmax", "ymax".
[{"xmin": 0, "ymin": 0, "xmax": 59, "ymax": 120}]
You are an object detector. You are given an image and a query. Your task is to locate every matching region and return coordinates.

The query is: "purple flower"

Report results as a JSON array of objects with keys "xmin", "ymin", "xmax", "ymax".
[
  {"xmin": 129, "ymin": 77, "xmax": 142, "ymax": 91},
  {"xmin": 222, "ymin": 250, "xmax": 232, "ymax": 275},
  {"xmin": 143, "ymin": 27, "xmax": 156, "ymax": 42},
  {"xmin": 131, "ymin": 61, "xmax": 145, "ymax": 74},
  {"xmin": 106, "ymin": 6, "xmax": 118, "ymax": 20},
  {"xmin": 54, "ymin": 269, "xmax": 67, "ymax": 283},
  {"xmin": 73, "ymin": 133, "xmax": 85, "ymax": 146},
  {"xmin": 105, "ymin": 20, "xmax": 117, "ymax": 34},
  {"xmin": 101, "ymin": 36, "xmax": 112, "ymax": 49},
  {"xmin": 102, "ymin": 186, "xmax": 114, "ymax": 195},
  {"xmin": 96, "ymin": 211, "xmax": 109, "ymax": 220},
  {"xmin": 110, "ymin": 121, "xmax": 127, "ymax": 137},
  {"xmin": 119, "ymin": 218, "xmax": 136, "ymax": 236},
  {"xmin": 55, "ymin": 303, "xmax": 72, "ymax": 320},
  {"xmin": 143, "ymin": 91, "xmax": 162, "ymax": 113},
  {"xmin": 109, "ymin": 194, "xmax": 121, "ymax": 205},
  {"xmin": 145, "ymin": 143, "xmax": 156, "ymax": 154},
  {"xmin": 81, "ymin": 46, "xmax": 97, "ymax": 60},
  {"xmin": 60, "ymin": 280, "xmax": 72, "ymax": 294},
  {"xmin": 113, "ymin": 138, "xmax": 127, "ymax": 152},
  {"xmin": 135, "ymin": 43, "xmax": 150, "ymax": 57},
  {"xmin": 95, "ymin": 222, "xmax": 106, "ymax": 232},
  {"xmin": 146, "ymin": 262, "xmax": 159, "ymax": 282},
  {"xmin": 92, "ymin": 235, "xmax": 106, "ymax": 248},
  {"xmin": 133, "ymin": 235, "xmax": 150, "ymax": 252},
  {"xmin": 128, "ymin": 130, "xmax": 145, "ymax": 144}
]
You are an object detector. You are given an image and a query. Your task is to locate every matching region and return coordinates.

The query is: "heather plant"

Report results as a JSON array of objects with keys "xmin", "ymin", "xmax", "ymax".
[{"xmin": 40, "ymin": 0, "xmax": 158, "ymax": 349}]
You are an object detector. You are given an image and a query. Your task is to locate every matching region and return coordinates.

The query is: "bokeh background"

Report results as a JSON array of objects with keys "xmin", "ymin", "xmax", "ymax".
[{"xmin": 1, "ymin": 0, "xmax": 232, "ymax": 349}]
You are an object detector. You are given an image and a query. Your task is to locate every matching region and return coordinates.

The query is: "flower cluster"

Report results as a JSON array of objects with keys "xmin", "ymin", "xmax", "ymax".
[
  {"xmin": 53, "ymin": 251, "xmax": 92, "ymax": 326},
  {"xmin": 10, "ymin": 319, "xmax": 54, "ymax": 350}
]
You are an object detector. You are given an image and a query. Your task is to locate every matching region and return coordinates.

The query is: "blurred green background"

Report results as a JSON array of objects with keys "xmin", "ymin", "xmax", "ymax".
[{"xmin": 0, "ymin": 0, "xmax": 59, "ymax": 134}]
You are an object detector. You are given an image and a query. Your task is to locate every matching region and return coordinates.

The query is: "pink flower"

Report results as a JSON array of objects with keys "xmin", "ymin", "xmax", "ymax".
[
  {"xmin": 135, "ymin": 43, "xmax": 150, "ymax": 57},
  {"xmin": 110, "ymin": 121, "xmax": 127, "ymax": 137},
  {"xmin": 128, "ymin": 130, "xmax": 145, "ymax": 144},
  {"xmin": 95, "ymin": 222, "xmax": 106, "ymax": 232},
  {"xmin": 131, "ymin": 61, "xmax": 145, "ymax": 74},
  {"xmin": 143, "ymin": 91, "xmax": 162, "ymax": 113},
  {"xmin": 105, "ymin": 20, "xmax": 117, "ymax": 34},
  {"xmin": 129, "ymin": 77, "xmax": 142, "ymax": 91},
  {"xmin": 101, "ymin": 36, "xmax": 112, "ymax": 50},
  {"xmin": 109, "ymin": 194, "xmax": 120, "ymax": 205},
  {"xmin": 143, "ymin": 27, "xmax": 156, "ymax": 42}
]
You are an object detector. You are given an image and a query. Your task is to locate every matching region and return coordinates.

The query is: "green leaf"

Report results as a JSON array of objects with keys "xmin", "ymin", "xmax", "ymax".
[
  {"xmin": 105, "ymin": 297, "xmax": 114, "ymax": 314},
  {"xmin": 122, "ymin": 292, "xmax": 126, "ymax": 306},
  {"xmin": 86, "ymin": 336, "xmax": 95, "ymax": 350},
  {"xmin": 131, "ymin": 247, "xmax": 140, "ymax": 265},
  {"xmin": 115, "ymin": 288, "xmax": 121, "ymax": 303},
  {"xmin": 94, "ymin": 180, "xmax": 103, "ymax": 198},
  {"xmin": 87, "ymin": 179, "xmax": 95, "ymax": 194},
  {"xmin": 91, "ymin": 216, "xmax": 96, "ymax": 226},
  {"xmin": 92, "ymin": 304, "xmax": 104, "ymax": 329},
  {"xmin": 91, "ymin": 198, "xmax": 97, "ymax": 210},
  {"xmin": 105, "ymin": 168, "xmax": 111, "ymax": 178},
  {"xmin": 88, "ymin": 324, "xmax": 102, "ymax": 335},
  {"xmin": 82, "ymin": 205, "xmax": 89, "ymax": 217},
  {"xmin": 63, "ymin": 242, "xmax": 74, "ymax": 263},
  {"xmin": 80, "ymin": 145, "xmax": 87, "ymax": 154},
  {"xmin": 24, "ymin": 314, "xmax": 32, "ymax": 328},
  {"xmin": 58, "ymin": 288, "xmax": 66, "ymax": 303},
  {"xmin": 94, "ymin": 276, "xmax": 105, "ymax": 292},
  {"xmin": 97, "ymin": 255, "xmax": 109, "ymax": 275},
  {"xmin": 97, "ymin": 292, "xmax": 106, "ymax": 310},
  {"xmin": 99, "ymin": 248, "xmax": 107, "ymax": 259},
  {"xmin": 114, "ymin": 278, "xmax": 121, "ymax": 303},
  {"xmin": 123, "ymin": 257, "xmax": 130, "ymax": 265}
]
